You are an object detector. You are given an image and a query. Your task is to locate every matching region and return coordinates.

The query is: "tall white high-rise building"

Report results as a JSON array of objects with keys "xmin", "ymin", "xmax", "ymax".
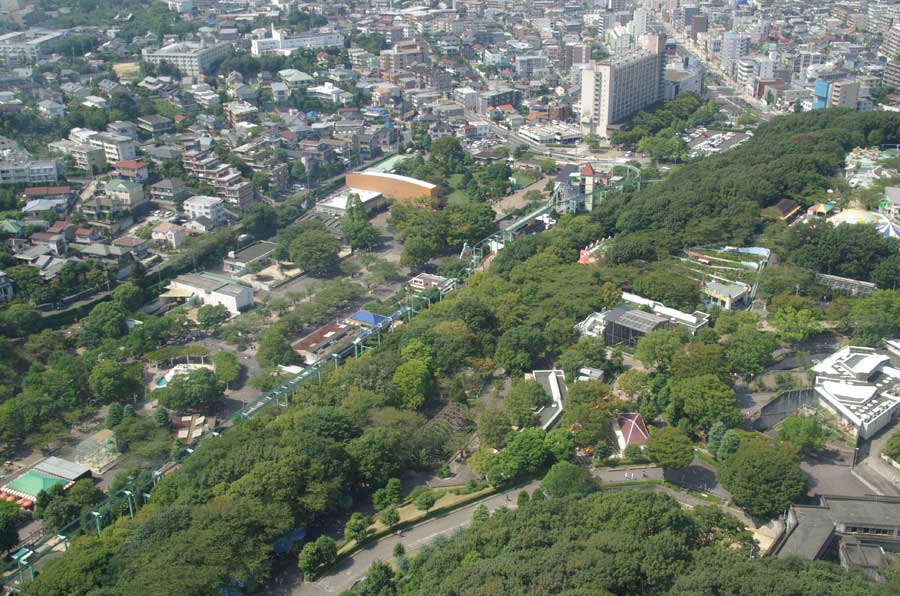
[
  {"xmin": 882, "ymin": 23, "xmax": 900, "ymax": 58},
  {"xmin": 720, "ymin": 31, "xmax": 751, "ymax": 77},
  {"xmin": 630, "ymin": 9, "xmax": 649, "ymax": 38},
  {"xmin": 580, "ymin": 33, "xmax": 666, "ymax": 138}
]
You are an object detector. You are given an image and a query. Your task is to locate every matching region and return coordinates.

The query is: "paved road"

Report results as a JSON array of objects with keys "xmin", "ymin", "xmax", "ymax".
[
  {"xmin": 285, "ymin": 480, "xmax": 540, "ymax": 596},
  {"xmin": 665, "ymin": 456, "xmax": 731, "ymax": 500},
  {"xmin": 592, "ymin": 465, "xmax": 662, "ymax": 484},
  {"xmin": 472, "ymin": 114, "xmax": 648, "ymax": 166},
  {"xmin": 853, "ymin": 424, "xmax": 900, "ymax": 496}
]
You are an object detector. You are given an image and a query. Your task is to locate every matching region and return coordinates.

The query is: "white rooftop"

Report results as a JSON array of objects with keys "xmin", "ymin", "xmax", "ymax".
[
  {"xmin": 184, "ymin": 195, "xmax": 222, "ymax": 207},
  {"xmin": 317, "ymin": 188, "xmax": 382, "ymax": 211},
  {"xmin": 851, "ymin": 354, "xmax": 889, "ymax": 375},
  {"xmin": 813, "ymin": 345, "xmax": 900, "ymax": 434}
]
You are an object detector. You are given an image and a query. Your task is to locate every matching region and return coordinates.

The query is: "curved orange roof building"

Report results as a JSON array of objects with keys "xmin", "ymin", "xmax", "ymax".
[{"xmin": 345, "ymin": 172, "xmax": 438, "ymax": 201}]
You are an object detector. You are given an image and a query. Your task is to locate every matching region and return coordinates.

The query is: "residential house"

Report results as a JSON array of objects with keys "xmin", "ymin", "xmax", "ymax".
[
  {"xmin": 22, "ymin": 197, "xmax": 68, "ymax": 216},
  {"xmin": 151, "ymin": 222, "xmax": 186, "ymax": 249},
  {"xmin": 183, "ymin": 195, "xmax": 224, "ymax": 227},
  {"xmin": 22, "ymin": 185, "xmax": 72, "ymax": 204},
  {"xmin": 37, "ymin": 99, "xmax": 65, "ymax": 117},
  {"xmin": 614, "ymin": 413, "xmax": 650, "ymax": 453},
  {"xmin": 113, "ymin": 160, "xmax": 149, "ymax": 182},
  {"xmin": 111, "ymin": 235, "xmax": 148, "ymax": 258},
  {"xmin": 164, "ymin": 273, "xmax": 253, "ymax": 315},
  {"xmin": 60, "ymin": 82, "xmax": 90, "ymax": 100},
  {"xmin": 77, "ymin": 242, "xmax": 134, "ymax": 279},
  {"xmin": 271, "ymin": 81, "xmax": 290, "ymax": 102},
  {"xmin": 98, "ymin": 79, "xmax": 129, "ymax": 96},
  {"xmin": 278, "ymin": 68, "xmax": 314, "ymax": 87},
  {"xmin": 46, "ymin": 220, "xmax": 75, "ymax": 240},
  {"xmin": 105, "ymin": 178, "xmax": 147, "ymax": 212},
  {"xmin": 80, "ymin": 197, "xmax": 133, "ymax": 232},
  {"xmin": 0, "ymin": 219, "xmax": 24, "ymax": 237},
  {"xmin": 150, "ymin": 178, "xmax": 188, "ymax": 203},
  {"xmin": 29, "ymin": 231, "xmax": 67, "ymax": 255},
  {"xmin": 137, "ymin": 114, "xmax": 173, "ymax": 135},
  {"xmin": 183, "ymin": 217, "xmax": 215, "ymax": 234},
  {"xmin": 81, "ymin": 95, "xmax": 108, "ymax": 110},
  {"xmin": 107, "ymin": 121, "xmax": 139, "ymax": 140},
  {"xmin": 74, "ymin": 227, "xmax": 99, "ymax": 244},
  {"xmin": 222, "ymin": 240, "xmax": 275, "ymax": 274}
]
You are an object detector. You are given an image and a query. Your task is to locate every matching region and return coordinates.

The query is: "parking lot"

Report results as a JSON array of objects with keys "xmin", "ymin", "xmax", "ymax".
[{"xmin": 684, "ymin": 128, "xmax": 752, "ymax": 158}]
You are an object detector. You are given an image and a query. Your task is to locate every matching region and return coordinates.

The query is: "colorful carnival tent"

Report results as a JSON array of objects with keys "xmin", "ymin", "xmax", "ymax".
[
  {"xmin": 829, "ymin": 209, "xmax": 889, "ymax": 226},
  {"xmin": 878, "ymin": 222, "xmax": 900, "ymax": 239},
  {"xmin": 808, "ymin": 202, "xmax": 835, "ymax": 216}
]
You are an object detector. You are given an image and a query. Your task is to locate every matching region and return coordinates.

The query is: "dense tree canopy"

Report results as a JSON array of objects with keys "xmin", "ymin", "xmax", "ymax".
[
  {"xmin": 599, "ymin": 109, "xmax": 900, "ymax": 252},
  {"xmin": 290, "ymin": 229, "xmax": 341, "ymax": 276},
  {"xmin": 154, "ymin": 368, "xmax": 225, "ymax": 413},
  {"xmin": 24, "ymin": 108, "xmax": 900, "ymax": 596},
  {"xmin": 354, "ymin": 486, "xmax": 884, "ymax": 596},
  {"xmin": 719, "ymin": 435, "xmax": 806, "ymax": 519},
  {"xmin": 647, "ymin": 426, "xmax": 694, "ymax": 470},
  {"xmin": 784, "ymin": 220, "xmax": 898, "ymax": 282}
]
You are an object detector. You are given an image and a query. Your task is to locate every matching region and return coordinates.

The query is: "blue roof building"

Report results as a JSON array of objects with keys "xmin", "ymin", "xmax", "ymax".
[{"xmin": 348, "ymin": 310, "xmax": 387, "ymax": 328}]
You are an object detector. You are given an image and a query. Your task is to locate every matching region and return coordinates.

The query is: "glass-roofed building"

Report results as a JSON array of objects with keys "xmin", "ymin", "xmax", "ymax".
[{"xmin": 577, "ymin": 306, "xmax": 669, "ymax": 347}]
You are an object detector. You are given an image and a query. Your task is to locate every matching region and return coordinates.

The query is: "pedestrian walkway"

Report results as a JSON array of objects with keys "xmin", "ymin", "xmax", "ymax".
[
  {"xmin": 854, "ymin": 425, "xmax": 900, "ymax": 496},
  {"xmin": 592, "ymin": 465, "xmax": 663, "ymax": 484}
]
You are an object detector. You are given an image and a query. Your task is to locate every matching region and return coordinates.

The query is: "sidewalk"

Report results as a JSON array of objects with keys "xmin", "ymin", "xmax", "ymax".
[
  {"xmin": 854, "ymin": 426, "xmax": 900, "ymax": 496},
  {"xmin": 592, "ymin": 465, "xmax": 663, "ymax": 484}
]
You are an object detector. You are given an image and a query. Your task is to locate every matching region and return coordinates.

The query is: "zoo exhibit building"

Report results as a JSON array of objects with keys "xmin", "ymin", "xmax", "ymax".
[{"xmin": 344, "ymin": 171, "xmax": 439, "ymax": 201}]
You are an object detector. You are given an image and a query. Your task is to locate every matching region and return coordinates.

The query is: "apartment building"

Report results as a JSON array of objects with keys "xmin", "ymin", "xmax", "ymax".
[
  {"xmin": 477, "ymin": 88, "xmax": 522, "ymax": 113},
  {"xmin": 561, "ymin": 42, "xmax": 591, "ymax": 71},
  {"xmin": 720, "ymin": 31, "xmax": 751, "ymax": 77},
  {"xmin": 379, "ymin": 45, "xmax": 425, "ymax": 72},
  {"xmin": 580, "ymin": 34, "xmax": 666, "ymax": 138},
  {"xmin": 66, "ymin": 129, "xmax": 137, "ymax": 164},
  {"xmin": 48, "ymin": 140, "xmax": 106, "ymax": 173},
  {"xmin": 0, "ymin": 157, "xmax": 61, "ymax": 185},
  {"xmin": 223, "ymin": 101, "xmax": 259, "ymax": 127},
  {"xmin": 814, "ymin": 78, "xmax": 860, "ymax": 110},
  {"xmin": 141, "ymin": 41, "xmax": 231, "ymax": 77},
  {"xmin": 0, "ymin": 28, "xmax": 65, "ymax": 66},
  {"xmin": 251, "ymin": 26, "xmax": 344, "ymax": 56},
  {"xmin": 882, "ymin": 23, "xmax": 900, "ymax": 58},
  {"xmin": 183, "ymin": 195, "xmax": 225, "ymax": 226},
  {"xmin": 182, "ymin": 149, "xmax": 253, "ymax": 207}
]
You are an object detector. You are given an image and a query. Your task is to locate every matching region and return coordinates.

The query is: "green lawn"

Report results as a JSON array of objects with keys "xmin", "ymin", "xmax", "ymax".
[
  {"xmin": 448, "ymin": 173, "xmax": 466, "ymax": 188},
  {"xmin": 512, "ymin": 170, "xmax": 538, "ymax": 188},
  {"xmin": 446, "ymin": 190, "xmax": 470, "ymax": 204},
  {"xmin": 446, "ymin": 174, "xmax": 472, "ymax": 203}
]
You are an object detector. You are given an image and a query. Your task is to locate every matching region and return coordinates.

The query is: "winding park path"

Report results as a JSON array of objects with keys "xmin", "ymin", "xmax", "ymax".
[
  {"xmin": 284, "ymin": 480, "xmax": 540, "ymax": 596},
  {"xmin": 277, "ymin": 475, "xmax": 760, "ymax": 596}
]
